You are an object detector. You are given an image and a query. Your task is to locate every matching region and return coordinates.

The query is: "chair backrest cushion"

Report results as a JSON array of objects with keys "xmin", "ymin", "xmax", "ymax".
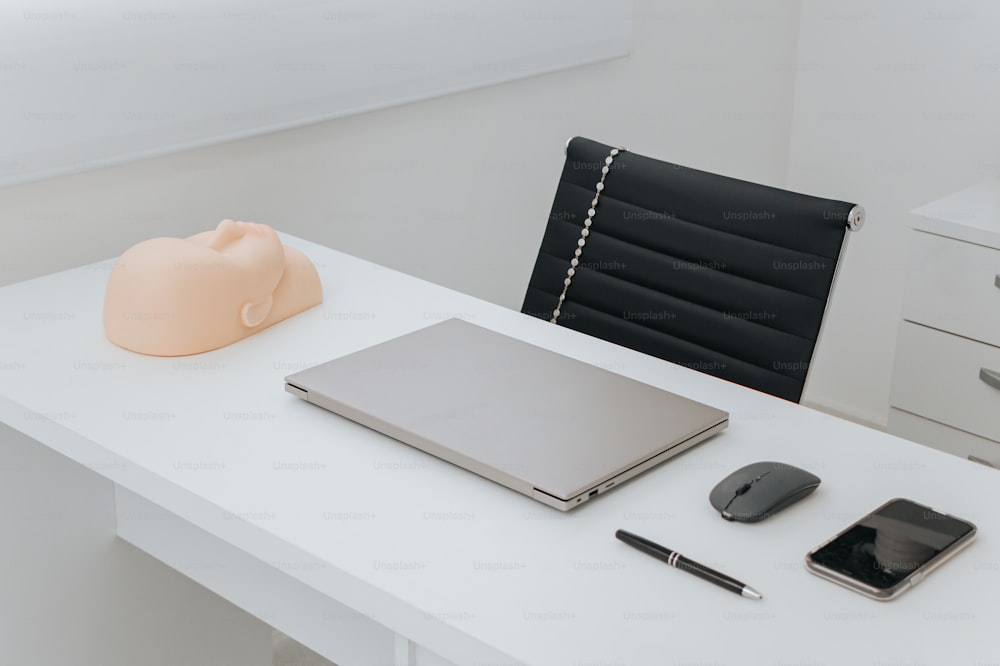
[{"xmin": 522, "ymin": 137, "xmax": 859, "ymax": 402}]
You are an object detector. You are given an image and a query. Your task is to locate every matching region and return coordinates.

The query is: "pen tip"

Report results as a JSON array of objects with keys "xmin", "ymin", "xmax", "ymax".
[{"xmin": 742, "ymin": 586, "xmax": 763, "ymax": 600}]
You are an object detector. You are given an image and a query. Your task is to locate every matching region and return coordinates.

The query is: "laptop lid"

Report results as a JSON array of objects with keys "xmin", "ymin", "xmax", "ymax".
[{"xmin": 284, "ymin": 319, "xmax": 728, "ymax": 510}]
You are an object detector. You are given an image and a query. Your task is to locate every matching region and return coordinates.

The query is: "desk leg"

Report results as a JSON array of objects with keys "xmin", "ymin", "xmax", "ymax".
[
  {"xmin": 394, "ymin": 634, "xmax": 462, "ymax": 666},
  {"xmin": 395, "ymin": 634, "xmax": 416, "ymax": 666}
]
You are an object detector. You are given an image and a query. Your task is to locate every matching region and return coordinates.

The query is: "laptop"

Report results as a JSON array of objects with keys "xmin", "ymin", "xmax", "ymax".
[{"xmin": 284, "ymin": 318, "xmax": 728, "ymax": 510}]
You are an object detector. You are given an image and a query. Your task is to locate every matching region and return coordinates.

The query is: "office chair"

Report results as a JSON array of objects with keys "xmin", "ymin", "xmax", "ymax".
[{"xmin": 521, "ymin": 136, "xmax": 863, "ymax": 403}]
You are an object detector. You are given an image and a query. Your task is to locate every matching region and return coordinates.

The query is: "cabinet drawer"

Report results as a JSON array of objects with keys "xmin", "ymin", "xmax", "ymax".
[
  {"xmin": 902, "ymin": 230, "xmax": 1000, "ymax": 347},
  {"xmin": 891, "ymin": 321, "xmax": 1000, "ymax": 442},
  {"xmin": 888, "ymin": 407, "xmax": 1000, "ymax": 464}
]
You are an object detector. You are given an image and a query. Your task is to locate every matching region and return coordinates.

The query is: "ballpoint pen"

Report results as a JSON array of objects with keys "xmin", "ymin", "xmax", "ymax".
[{"xmin": 615, "ymin": 529, "xmax": 763, "ymax": 600}]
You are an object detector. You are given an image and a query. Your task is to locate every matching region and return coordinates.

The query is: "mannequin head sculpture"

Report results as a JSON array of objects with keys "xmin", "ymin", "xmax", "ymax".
[{"xmin": 104, "ymin": 220, "xmax": 322, "ymax": 356}]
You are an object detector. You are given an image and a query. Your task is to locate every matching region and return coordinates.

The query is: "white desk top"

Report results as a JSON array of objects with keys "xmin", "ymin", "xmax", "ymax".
[
  {"xmin": 911, "ymin": 180, "xmax": 1000, "ymax": 248},
  {"xmin": 2, "ymin": 234, "xmax": 998, "ymax": 665}
]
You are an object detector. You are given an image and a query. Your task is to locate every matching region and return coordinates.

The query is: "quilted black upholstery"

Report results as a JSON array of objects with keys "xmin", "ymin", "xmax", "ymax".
[{"xmin": 522, "ymin": 137, "xmax": 861, "ymax": 403}]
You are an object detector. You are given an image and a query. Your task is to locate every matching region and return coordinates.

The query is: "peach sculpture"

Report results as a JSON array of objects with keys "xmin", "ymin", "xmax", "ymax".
[{"xmin": 104, "ymin": 219, "xmax": 322, "ymax": 356}]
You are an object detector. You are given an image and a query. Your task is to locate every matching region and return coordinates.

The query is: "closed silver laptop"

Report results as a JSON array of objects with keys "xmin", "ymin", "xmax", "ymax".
[{"xmin": 284, "ymin": 319, "xmax": 728, "ymax": 510}]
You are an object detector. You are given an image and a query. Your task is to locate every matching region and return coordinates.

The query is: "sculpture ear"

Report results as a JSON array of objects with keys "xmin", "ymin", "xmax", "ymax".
[{"xmin": 240, "ymin": 296, "xmax": 273, "ymax": 328}]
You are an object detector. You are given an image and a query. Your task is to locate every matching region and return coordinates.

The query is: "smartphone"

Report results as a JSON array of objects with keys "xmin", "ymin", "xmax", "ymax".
[{"xmin": 805, "ymin": 498, "xmax": 976, "ymax": 600}]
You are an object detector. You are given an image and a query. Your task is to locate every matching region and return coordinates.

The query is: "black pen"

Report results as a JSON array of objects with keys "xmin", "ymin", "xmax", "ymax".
[{"xmin": 615, "ymin": 529, "xmax": 763, "ymax": 600}]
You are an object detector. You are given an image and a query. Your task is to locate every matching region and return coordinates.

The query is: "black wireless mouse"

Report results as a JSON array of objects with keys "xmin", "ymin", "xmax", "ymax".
[{"xmin": 709, "ymin": 461, "xmax": 821, "ymax": 523}]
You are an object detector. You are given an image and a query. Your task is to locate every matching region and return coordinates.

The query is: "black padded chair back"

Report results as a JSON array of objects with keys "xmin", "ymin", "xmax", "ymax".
[{"xmin": 522, "ymin": 137, "xmax": 863, "ymax": 402}]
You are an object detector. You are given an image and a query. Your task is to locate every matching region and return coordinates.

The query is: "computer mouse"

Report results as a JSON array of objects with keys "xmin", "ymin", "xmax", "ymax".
[{"xmin": 708, "ymin": 461, "xmax": 821, "ymax": 523}]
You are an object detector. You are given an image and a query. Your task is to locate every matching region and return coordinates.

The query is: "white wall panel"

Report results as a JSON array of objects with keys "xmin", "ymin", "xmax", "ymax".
[{"xmin": 0, "ymin": 0, "xmax": 631, "ymax": 186}]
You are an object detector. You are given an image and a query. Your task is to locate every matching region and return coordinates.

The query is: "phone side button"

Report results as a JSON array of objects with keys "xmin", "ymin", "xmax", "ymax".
[{"xmin": 910, "ymin": 572, "xmax": 926, "ymax": 587}]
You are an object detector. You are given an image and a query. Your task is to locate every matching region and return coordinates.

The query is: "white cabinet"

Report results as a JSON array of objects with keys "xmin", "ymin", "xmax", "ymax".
[{"xmin": 888, "ymin": 182, "xmax": 1000, "ymax": 464}]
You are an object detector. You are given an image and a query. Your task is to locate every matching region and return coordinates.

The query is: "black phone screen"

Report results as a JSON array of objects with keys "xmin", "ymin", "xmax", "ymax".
[{"xmin": 809, "ymin": 499, "xmax": 975, "ymax": 590}]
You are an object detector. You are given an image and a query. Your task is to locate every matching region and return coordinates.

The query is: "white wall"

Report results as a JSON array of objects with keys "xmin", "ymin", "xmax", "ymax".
[
  {"xmin": 785, "ymin": 0, "xmax": 1000, "ymax": 425},
  {"xmin": 0, "ymin": 0, "xmax": 802, "ymax": 311},
  {"xmin": 0, "ymin": 0, "xmax": 630, "ymax": 187}
]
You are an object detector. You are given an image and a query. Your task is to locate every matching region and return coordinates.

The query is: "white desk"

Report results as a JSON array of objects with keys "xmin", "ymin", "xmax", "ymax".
[{"xmin": 1, "ymin": 234, "xmax": 998, "ymax": 666}]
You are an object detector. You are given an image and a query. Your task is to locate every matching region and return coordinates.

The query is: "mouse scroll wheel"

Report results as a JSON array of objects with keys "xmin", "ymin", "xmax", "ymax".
[{"xmin": 735, "ymin": 482, "xmax": 753, "ymax": 496}]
